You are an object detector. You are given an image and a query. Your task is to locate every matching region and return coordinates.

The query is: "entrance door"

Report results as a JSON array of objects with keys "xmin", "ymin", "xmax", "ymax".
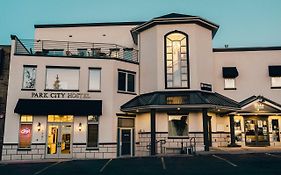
[
  {"xmin": 245, "ymin": 117, "xmax": 269, "ymax": 146},
  {"xmin": 46, "ymin": 123, "xmax": 73, "ymax": 158},
  {"xmin": 120, "ymin": 129, "xmax": 132, "ymax": 156}
]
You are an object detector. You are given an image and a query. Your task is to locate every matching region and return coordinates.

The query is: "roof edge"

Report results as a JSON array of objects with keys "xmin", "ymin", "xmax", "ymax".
[
  {"xmin": 213, "ymin": 46, "xmax": 281, "ymax": 52},
  {"xmin": 34, "ymin": 21, "xmax": 146, "ymax": 28}
]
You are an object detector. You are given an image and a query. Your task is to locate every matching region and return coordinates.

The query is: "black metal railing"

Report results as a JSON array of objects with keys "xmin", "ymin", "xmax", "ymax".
[{"xmin": 14, "ymin": 38, "xmax": 138, "ymax": 63}]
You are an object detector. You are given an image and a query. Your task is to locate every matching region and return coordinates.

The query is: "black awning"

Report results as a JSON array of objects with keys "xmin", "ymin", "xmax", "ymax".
[
  {"xmin": 269, "ymin": 66, "xmax": 281, "ymax": 77},
  {"xmin": 222, "ymin": 67, "xmax": 238, "ymax": 78},
  {"xmin": 14, "ymin": 99, "xmax": 102, "ymax": 115}
]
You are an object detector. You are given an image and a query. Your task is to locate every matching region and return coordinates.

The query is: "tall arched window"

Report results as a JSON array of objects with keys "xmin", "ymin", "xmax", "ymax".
[{"xmin": 165, "ymin": 31, "xmax": 189, "ymax": 88}]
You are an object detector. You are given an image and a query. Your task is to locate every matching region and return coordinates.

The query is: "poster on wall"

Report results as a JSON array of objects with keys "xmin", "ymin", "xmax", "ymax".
[{"xmin": 19, "ymin": 124, "xmax": 32, "ymax": 148}]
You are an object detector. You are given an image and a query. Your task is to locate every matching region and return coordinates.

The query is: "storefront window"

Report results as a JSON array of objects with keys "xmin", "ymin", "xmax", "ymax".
[
  {"xmin": 48, "ymin": 115, "xmax": 73, "ymax": 122},
  {"xmin": 22, "ymin": 66, "xmax": 37, "ymax": 89},
  {"xmin": 89, "ymin": 68, "xmax": 101, "ymax": 91},
  {"xmin": 87, "ymin": 115, "xmax": 99, "ymax": 148},
  {"xmin": 19, "ymin": 115, "xmax": 33, "ymax": 149},
  {"xmin": 234, "ymin": 119, "xmax": 242, "ymax": 142},
  {"xmin": 168, "ymin": 115, "xmax": 188, "ymax": 137},
  {"xmin": 272, "ymin": 119, "xmax": 280, "ymax": 142},
  {"xmin": 45, "ymin": 67, "xmax": 80, "ymax": 90}
]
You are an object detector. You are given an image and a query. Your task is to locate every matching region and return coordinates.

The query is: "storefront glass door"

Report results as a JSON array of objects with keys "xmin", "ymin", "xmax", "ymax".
[
  {"xmin": 46, "ymin": 123, "xmax": 73, "ymax": 158},
  {"xmin": 245, "ymin": 117, "xmax": 269, "ymax": 146}
]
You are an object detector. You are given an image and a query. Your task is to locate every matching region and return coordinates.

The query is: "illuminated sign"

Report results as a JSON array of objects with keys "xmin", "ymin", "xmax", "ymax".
[{"xmin": 20, "ymin": 128, "xmax": 31, "ymax": 135}]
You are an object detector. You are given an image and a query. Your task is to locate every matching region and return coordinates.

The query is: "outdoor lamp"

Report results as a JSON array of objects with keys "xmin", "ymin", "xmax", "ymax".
[
  {"xmin": 37, "ymin": 122, "xmax": 41, "ymax": 131},
  {"xmin": 79, "ymin": 123, "xmax": 82, "ymax": 131}
]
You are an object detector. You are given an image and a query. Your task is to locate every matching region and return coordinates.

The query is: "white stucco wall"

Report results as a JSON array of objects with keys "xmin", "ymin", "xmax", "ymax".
[
  {"xmin": 213, "ymin": 50, "xmax": 281, "ymax": 104},
  {"xmin": 4, "ymin": 41, "xmax": 139, "ymax": 144},
  {"xmin": 139, "ymin": 24, "xmax": 214, "ymax": 93},
  {"xmin": 35, "ymin": 25, "xmax": 138, "ymax": 48}
]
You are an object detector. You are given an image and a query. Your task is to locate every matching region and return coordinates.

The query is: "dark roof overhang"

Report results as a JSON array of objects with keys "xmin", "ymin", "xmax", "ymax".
[
  {"xmin": 222, "ymin": 67, "xmax": 239, "ymax": 78},
  {"xmin": 229, "ymin": 95, "xmax": 281, "ymax": 115},
  {"xmin": 121, "ymin": 90, "xmax": 239, "ymax": 113},
  {"xmin": 131, "ymin": 13, "xmax": 219, "ymax": 44},
  {"xmin": 14, "ymin": 99, "xmax": 102, "ymax": 116},
  {"xmin": 268, "ymin": 65, "xmax": 281, "ymax": 77}
]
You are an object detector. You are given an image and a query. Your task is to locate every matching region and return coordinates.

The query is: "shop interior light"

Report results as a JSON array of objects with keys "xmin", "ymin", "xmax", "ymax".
[
  {"xmin": 79, "ymin": 123, "xmax": 82, "ymax": 131},
  {"xmin": 37, "ymin": 122, "xmax": 41, "ymax": 131}
]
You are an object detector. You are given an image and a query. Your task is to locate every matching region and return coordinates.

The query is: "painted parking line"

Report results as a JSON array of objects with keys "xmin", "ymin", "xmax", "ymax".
[
  {"xmin": 265, "ymin": 153, "xmax": 281, "ymax": 158},
  {"xmin": 99, "ymin": 159, "xmax": 112, "ymax": 173},
  {"xmin": 33, "ymin": 161, "xmax": 62, "ymax": 175},
  {"xmin": 161, "ymin": 157, "xmax": 166, "ymax": 170},
  {"xmin": 212, "ymin": 155, "xmax": 238, "ymax": 167}
]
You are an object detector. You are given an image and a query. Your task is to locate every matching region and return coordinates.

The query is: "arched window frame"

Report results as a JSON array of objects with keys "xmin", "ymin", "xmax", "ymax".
[{"xmin": 164, "ymin": 30, "xmax": 190, "ymax": 89}]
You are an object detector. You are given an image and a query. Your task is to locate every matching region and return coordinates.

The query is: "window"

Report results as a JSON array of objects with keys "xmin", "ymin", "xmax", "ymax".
[
  {"xmin": 118, "ymin": 118, "xmax": 134, "ymax": 128},
  {"xmin": 22, "ymin": 66, "xmax": 37, "ymax": 89},
  {"xmin": 19, "ymin": 115, "xmax": 33, "ymax": 149},
  {"xmin": 48, "ymin": 115, "xmax": 73, "ymax": 122},
  {"xmin": 165, "ymin": 32, "xmax": 189, "ymax": 88},
  {"xmin": 87, "ymin": 115, "xmax": 99, "ymax": 148},
  {"xmin": 271, "ymin": 77, "xmax": 281, "ymax": 88},
  {"xmin": 224, "ymin": 78, "xmax": 236, "ymax": 89},
  {"xmin": 118, "ymin": 70, "xmax": 135, "ymax": 93},
  {"xmin": 168, "ymin": 115, "xmax": 188, "ymax": 137},
  {"xmin": 45, "ymin": 67, "xmax": 79, "ymax": 90},
  {"xmin": 89, "ymin": 68, "xmax": 101, "ymax": 91}
]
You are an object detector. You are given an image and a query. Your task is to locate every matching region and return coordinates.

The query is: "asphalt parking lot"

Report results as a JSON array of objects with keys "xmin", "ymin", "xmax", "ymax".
[{"xmin": 1, "ymin": 153, "xmax": 281, "ymax": 175}]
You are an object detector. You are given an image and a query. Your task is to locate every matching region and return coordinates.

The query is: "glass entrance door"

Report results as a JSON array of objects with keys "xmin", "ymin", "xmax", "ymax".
[
  {"xmin": 46, "ymin": 123, "xmax": 73, "ymax": 158},
  {"xmin": 245, "ymin": 117, "xmax": 269, "ymax": 146}
]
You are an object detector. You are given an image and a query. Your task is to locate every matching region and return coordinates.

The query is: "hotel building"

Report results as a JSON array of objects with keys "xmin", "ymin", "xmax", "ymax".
[{"xmin": 2, "ymin": 13, "xmax": 281, "ymax": 160}]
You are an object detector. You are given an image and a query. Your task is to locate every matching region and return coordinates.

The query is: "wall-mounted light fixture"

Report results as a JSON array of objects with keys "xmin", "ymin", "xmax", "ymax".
[
  {"xmin": 78, "ymin": 123, "xmax": 82, "ymax": 131},
  {"xmin": 37, "ymin": 122, "xmax": 41, "ymax": 131}
]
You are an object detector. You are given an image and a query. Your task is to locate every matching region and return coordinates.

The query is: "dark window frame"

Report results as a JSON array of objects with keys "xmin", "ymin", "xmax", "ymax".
[
  {"xmin": 87, "ymin": 115, "xmax": 99, "ymax": 148},
  {"xmin": 22, "ymin": 65, "xmax": 37, "ymax": 91},
  {"xmin": 117, "ymin": 69, "xmax": 136, "ymax": 94},
  {"xmin": 164, "ymin": 30, "xmax": 190, "ymax": 89}
]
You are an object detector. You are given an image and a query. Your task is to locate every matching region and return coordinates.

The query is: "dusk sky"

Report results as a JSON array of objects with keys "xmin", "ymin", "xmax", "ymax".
[{"xmin": 0, "ymin": 0, "xmax": 281, "ymax": 47}]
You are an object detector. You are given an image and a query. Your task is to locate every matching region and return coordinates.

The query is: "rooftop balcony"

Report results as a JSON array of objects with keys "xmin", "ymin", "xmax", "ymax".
[{"xmin": 13, "ymin": 36, "xmax": 138, "ymax": 64}]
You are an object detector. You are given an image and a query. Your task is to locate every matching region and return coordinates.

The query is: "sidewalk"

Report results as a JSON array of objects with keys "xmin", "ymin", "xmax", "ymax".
[{"xmin": 198, "ymin": 146, "xmax": 281, "ymax": 155}]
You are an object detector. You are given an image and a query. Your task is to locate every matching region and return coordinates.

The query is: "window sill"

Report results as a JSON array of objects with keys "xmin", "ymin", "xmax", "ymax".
[
  {"xmin": 271, "ymin": 87, "xmax": 281, "ymax": 89},
  {"xmin": 17, "ymin": 148, "xmax": 31, "ymax": 151},
  {"xmin": 21, "ymin": 88, "xmax": 36, "ymax": 91},
  {"xmin": 88, "ymin": 90, "xmax": 101, "ymax": 92},
  {"xmin": 44, "ymin": 89, "xmax": 80, "ymax": 92},
  {"xmin": 117, "ymin": 91, "xmax": 137, "ymax": 95},
  {"xmin": 86, "ymin": 147, "xmax": 99, "ymax": 150},
  {"xmin": 224, "ymin": 88, "xmax": 237, "ymax": 90}
]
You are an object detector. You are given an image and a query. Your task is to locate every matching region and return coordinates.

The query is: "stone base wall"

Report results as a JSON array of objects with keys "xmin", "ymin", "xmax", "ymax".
[
  {"xmin": 136, "ymin": 132, "xmax": 204, "ymax": 156},
  {"xmin": 73, "ymin": 143, "xmax": 117, "ymax": 159},
  {"xmin": 1, "ymin": 144, "xmax": 45, "ymax": 161},
  {"xmin": 2, "ymin": 143, "xmax": 117, "ymax": 161},
  {"xmin": 211, "ymin": 132, "xmax": 231, "ymax": 147}
]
